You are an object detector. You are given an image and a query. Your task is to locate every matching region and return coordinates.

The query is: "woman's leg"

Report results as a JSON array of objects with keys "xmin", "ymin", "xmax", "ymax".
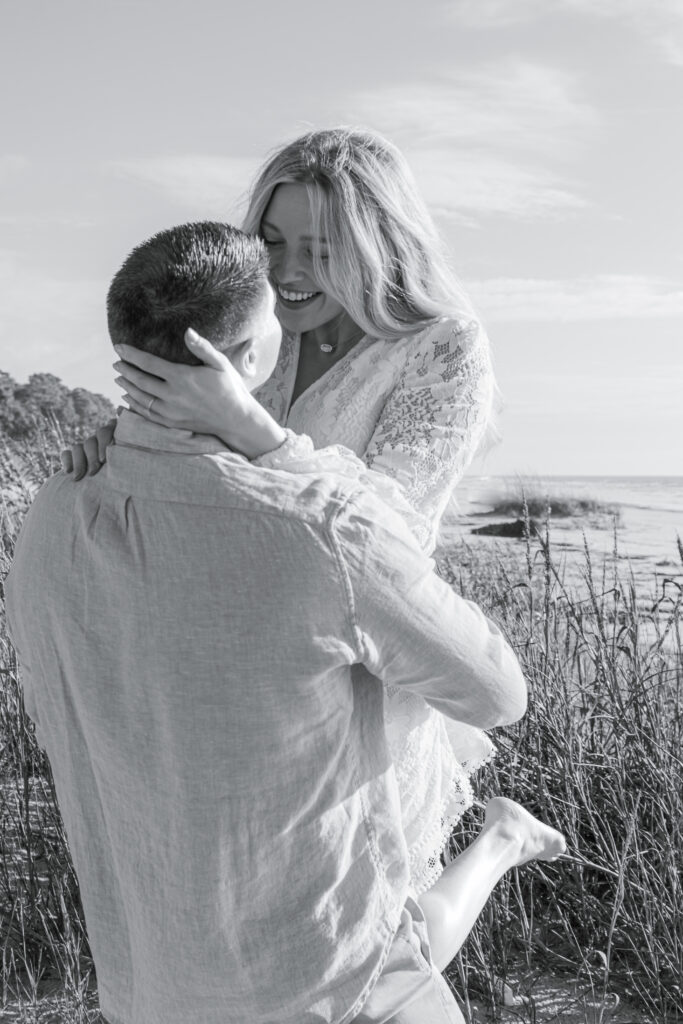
[{"xmin": 417, "ymin": 797, "xmax": 566, "ymax": 972}]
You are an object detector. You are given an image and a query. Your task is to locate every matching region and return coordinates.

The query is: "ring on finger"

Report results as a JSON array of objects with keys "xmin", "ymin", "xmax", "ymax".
[{"xmin": 147, "ymin": 396, "xmax": 156, "ymax": 413}]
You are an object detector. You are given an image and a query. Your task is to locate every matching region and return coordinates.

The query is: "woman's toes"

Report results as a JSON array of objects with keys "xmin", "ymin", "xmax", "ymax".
[{"xmin": 484, "ymin": 796, "xmax": 567, "ymax": 865}]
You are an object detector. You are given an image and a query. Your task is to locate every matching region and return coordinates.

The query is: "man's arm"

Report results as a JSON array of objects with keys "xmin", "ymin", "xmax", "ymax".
[{"xmin": 333, "ymin": 487, "xmax": 527, "ymax": 730}]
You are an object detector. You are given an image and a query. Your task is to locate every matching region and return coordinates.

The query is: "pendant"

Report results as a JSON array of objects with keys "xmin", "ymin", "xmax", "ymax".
[{"xmin": 320, "ymin": 343, "xmax": 335, "ymax": 353}]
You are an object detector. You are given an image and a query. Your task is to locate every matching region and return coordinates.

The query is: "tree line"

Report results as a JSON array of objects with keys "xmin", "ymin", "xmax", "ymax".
[{"xmin": 0, "ymin": 370, "xmax": 116, "ymax": 443}]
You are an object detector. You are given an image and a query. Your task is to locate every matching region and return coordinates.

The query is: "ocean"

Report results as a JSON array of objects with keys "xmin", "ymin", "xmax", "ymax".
[{"xmin": 439, "ymin": 475, "xmax": 683, "ymax": 602}]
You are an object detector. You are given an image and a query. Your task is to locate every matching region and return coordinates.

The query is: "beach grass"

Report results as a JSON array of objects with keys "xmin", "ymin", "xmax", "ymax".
[
  {"xmin": 438, "ymin": 518, "xmax": 682, "ymax": 1022},
  {"xmin": 1, "ymin": 426, "xmax": 682, "ymax": 1023},
  {"xmin": 480, "ymin": 478, "xmax": 622, "ymax": 522}
]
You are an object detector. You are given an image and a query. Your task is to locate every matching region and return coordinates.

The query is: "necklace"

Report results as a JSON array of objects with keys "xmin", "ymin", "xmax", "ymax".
[{"xmin": 318, "ymin": 325, "xmax": 366, "ymax": 355}]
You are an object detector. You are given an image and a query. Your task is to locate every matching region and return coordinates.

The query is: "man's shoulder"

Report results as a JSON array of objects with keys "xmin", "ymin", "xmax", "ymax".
[
  {"xmin": 20, "ymin": 469, "xmax": 74, "ymax": 515},
  {"xmin": 105, "ymin": 442, "xmax": 364, "ymax": 532}
]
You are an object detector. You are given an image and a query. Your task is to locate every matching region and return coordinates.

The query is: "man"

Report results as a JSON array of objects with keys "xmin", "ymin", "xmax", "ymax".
[{"xmin": 5, "ymin": 222, "xmax": 528, "ymax": 1024}]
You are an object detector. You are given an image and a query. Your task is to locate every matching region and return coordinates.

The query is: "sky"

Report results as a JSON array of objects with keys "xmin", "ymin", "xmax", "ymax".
[{"xmin": 2, "ymin": 0, "xmax": 682, "ymax": 476}]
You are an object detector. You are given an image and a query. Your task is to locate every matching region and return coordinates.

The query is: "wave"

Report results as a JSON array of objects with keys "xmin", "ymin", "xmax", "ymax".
[{"xmin": 619, "ymin": 502, "xmax": 683, "ymax": 515}]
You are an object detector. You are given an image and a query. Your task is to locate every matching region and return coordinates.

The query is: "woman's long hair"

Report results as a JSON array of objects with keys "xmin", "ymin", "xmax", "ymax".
[{"xmin": 242, "ymin": 127, "xmax": 478, "ymax": 341}]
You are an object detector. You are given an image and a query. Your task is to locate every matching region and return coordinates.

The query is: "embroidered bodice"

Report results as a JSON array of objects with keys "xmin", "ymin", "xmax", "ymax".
[
  {"xmin": 255, "ymin": 316, "xmax": 497, "ymax": 893},
  {"xmin": 255, "ymin": 317, "xmax": 493, "ymax": 553}
]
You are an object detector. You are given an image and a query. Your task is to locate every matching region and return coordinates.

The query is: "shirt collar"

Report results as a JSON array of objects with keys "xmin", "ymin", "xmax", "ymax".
[{"xmin": 113, "ymin": 410, "xmax": 239, "ymax": 456}]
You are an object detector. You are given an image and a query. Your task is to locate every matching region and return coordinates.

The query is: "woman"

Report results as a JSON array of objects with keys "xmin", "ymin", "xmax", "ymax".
[{"xmin": 66, "ymin": 127, "xmax": 564, "ymax": 972}]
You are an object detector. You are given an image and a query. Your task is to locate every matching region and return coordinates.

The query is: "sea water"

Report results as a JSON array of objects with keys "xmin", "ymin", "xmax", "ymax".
[{"xmin": 440, "ymin": 475, "xmax": 683, "ymax": 603}]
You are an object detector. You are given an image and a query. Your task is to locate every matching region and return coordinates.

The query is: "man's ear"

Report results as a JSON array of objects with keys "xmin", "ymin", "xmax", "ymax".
[{"xmin": 230, "ymin": 337, "xmax": 258, "ymax": 379}]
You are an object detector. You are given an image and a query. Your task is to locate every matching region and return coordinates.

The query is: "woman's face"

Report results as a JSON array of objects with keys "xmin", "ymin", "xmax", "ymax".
[{"xmin": 260, "ymin": 183, "xmax": 347, "ymax": 334}]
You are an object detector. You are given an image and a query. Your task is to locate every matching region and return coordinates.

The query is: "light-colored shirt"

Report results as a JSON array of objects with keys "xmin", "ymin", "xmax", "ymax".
[{"xmin": 5, "ymin": 410, "xmax": 526, "ymax": 1024}]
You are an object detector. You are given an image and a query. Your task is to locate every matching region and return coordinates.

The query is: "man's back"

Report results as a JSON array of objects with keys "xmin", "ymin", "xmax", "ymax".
[{"xmin": 6, "ymin": 412, "xmax": 526, "ymax": 1024}]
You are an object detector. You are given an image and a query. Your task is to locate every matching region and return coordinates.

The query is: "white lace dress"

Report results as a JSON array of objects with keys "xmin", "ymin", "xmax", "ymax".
[{"xmin": 254, "ymin": 316, "xmax": 496, "ymax": 895}]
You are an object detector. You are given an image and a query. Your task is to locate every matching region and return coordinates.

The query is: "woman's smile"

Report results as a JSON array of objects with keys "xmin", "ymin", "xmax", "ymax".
[{"xmin": 275, "ymin": 284, "xmax": 322, "ymax": 311}]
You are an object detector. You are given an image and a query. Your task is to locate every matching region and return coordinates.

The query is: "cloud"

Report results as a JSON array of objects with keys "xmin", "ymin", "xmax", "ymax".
[
  {"xmin": 349, "ymin": 62, "xmax": 594, "ymax": 156},
  {"xmin": 348, "ymin": 62, "xmax": 593, "ymax": 151},
  {"xmin": 444, "ymin": 0, "xmax": 683, "ymax": 66},
  {"xmin": 344, "ymin": 61, "xmax": 594, "ymax": 220},
  {"xmin": 568, "ymin": 0, "xmax": 683, "ymax": 65},
  {"xmin": 468, "ymin": 274, "xmax": 683, "ymax": 320},
  {"xmin": 109, "ymin": 155, "xmax": 262, "ymax": 219},
  {"xmin": 409, "ymin": 150, "xmax": 586, "ymax": 222}
]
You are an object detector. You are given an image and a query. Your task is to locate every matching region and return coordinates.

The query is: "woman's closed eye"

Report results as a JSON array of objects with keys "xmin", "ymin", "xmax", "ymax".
[{"xmin": 303, "ymin": 246, "xmax": 329, "ymax": 262}]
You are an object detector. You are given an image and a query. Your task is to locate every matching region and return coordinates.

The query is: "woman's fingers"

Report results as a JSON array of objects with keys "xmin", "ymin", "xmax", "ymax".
[
  {"xmin": 184, "ymin": 328, "xmax": 230, "ymax": 370},
  {"xmin": 114, "ymin": 344, "xmax": 177, "ymax": 381},
  {"xmin": 70, "ymin": 443, "xmax": 88, "ymax": 481},
  {"xmin": 61, "ymin": 418, "xmax": 117, "ymax": 478},
  {"xmin": 83, "ymin": 435, "xmax": 103, "ymax": 476},
  {"xmin": 96, "ymin": 424, "xmax": 115, "ymax": 463},
  {"xmin": 114, "ymin": 375, "xmax": 164, "ymax": 411},
  {"xmin": 114, "ymin": 363, "xmax": 169, "ymax": 399},
  {"xmin": 121, "ymin": 392, "xmax": 170, "ymax": 425}
]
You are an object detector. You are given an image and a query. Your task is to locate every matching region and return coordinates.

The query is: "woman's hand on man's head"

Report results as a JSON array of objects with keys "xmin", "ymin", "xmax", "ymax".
[
  {"xmin": 111, "ymin": 329, "xmax": 251, "ymax": 438},
  {"xmin": 61, "ymin": 330, "xmax": 285, "ymax": 476}
]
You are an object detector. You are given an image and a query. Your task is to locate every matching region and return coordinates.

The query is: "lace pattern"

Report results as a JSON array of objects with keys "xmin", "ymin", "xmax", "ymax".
[{"xmin": 255, "ymin": 317, "xmax": 497, "ymax": 892}]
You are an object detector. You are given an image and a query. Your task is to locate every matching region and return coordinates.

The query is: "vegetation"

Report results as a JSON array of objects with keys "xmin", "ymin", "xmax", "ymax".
[
  {"xmin": 0, "ymin": 370, "xmax": 115, "ymax": 444},
  {"xmin": 481, "ymin": 479, "xmax": 622, "ymax": 522},
  {"xmin": 438, "ymin": 521, "xmax": 682, "ymax": 1022},
  {"xmin": 1, "ymin": 423, "xmax": 681, "ymax": 1022}
]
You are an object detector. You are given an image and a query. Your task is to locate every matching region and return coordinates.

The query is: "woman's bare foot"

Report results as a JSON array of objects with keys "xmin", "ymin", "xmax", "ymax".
[{"xmin": 482, "ymin": 796, "xmax": 567, "ymax": 866}]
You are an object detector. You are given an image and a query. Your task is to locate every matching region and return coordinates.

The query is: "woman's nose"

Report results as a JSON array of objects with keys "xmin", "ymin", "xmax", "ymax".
[{"xmin": 276, "ymin": 245, "xmax": 305, "ymax": 283}]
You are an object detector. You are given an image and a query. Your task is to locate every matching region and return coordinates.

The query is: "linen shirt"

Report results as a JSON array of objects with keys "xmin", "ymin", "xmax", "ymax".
[{"xmin": 5, "ymin": 411, "xmax": 527, "ymax": 1024}]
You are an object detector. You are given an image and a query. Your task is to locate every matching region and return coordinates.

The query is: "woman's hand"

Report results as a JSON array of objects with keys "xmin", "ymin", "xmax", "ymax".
[
  {"xmin": 114, "ymin": 329, "xmax": 286, "ymax": 459},
  {"xmin": 61, "ymin": 419, "xmax": 117, "ymax": 479}
]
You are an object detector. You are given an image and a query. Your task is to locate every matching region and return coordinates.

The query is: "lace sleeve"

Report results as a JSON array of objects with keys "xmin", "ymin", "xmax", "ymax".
[{"xmin": 363, "ymin": 318, "xmax": 494, "ymax": 552}]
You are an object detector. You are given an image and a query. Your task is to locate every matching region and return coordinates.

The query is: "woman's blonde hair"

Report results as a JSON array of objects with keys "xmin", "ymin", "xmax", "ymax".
[{"xmin": 242, "ymin": 126, "xmax": 477, "ymax": 341}]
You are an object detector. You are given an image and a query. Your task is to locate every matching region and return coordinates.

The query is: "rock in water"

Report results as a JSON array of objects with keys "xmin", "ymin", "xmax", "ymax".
[{"xmin": 471, "ymin": 519, "xmax": 538, "ymax": 538}]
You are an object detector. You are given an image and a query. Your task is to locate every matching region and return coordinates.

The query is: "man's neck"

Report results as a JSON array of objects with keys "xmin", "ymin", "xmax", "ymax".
[{"xmin": 113, "ymin": 410, "xmax": 238, "ymax": 456}]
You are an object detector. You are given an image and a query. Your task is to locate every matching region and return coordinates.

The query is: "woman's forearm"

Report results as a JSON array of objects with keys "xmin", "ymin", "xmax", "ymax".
[{"xmin": 219, "ymin": 395, "xmax": 287, "ymax": 460}]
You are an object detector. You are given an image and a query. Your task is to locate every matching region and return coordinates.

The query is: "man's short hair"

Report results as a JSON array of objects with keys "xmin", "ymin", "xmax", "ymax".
[{"xmin": 107, "ymin": 222, "xmax": 270, "ymax": 365}]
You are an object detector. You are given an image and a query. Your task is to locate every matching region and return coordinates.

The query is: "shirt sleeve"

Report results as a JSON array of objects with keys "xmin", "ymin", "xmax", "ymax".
[
  {"xmin": 333, "ymin": 486, "xmax": 527, "ymax": 729},
  {"xmin": 361, "ymin": 318, "xmax": 494, "ymax": 551},
  {"xmin": 4, "ymin": 580, "xmax": 44, "ymax": 743},
  {"xmin": 254, "ymin": 318, "xmax": 494, "ymax": 554}
]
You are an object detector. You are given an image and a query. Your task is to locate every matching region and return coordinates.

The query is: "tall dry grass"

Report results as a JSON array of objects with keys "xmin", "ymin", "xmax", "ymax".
[
  {"xmin": 1, "ymin": 426, "xmax": 681, "ymax": 1022},
  {"xmin": 439, "ymin": 505, "xmax": 682, "ymax": 1022}
]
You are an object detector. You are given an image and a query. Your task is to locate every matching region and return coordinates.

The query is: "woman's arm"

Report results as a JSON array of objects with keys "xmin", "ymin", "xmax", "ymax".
[{"xmin": 361, "ymin": 318, "xmax": 494, "ymax": 552}]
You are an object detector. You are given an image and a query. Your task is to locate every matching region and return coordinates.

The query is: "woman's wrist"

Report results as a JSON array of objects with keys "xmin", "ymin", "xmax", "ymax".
[{"xmin": 220, "ymin": 394, "xmax": 287, "ymax": 459}]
